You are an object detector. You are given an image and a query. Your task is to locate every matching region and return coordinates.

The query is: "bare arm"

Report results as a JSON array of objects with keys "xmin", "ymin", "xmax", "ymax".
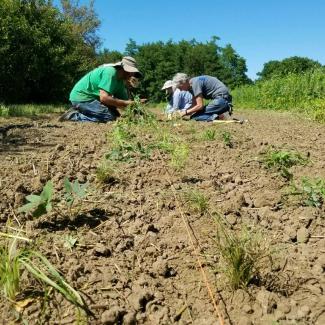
[
  {"xmin": 180, "ymin": 94, "xmax": 204, "ymax": 116},
  {"xmin": 100, "ymin": 89, "xmax": 147, "ymax": 108},
  {"xmin": 100, "ymin": 89, "xmax": 132, "ymax": 108}
]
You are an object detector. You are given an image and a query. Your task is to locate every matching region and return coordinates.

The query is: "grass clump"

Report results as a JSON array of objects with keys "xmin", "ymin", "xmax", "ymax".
[
  {"xmin": 291, "ymin": 177, "xmax": 325, "ymax": 207},
  {"xmin": 123, "ymin": 95, "xmax": 156, "ymax": 125},
  {"xmin": 202, "ymin": 129, "xmax": 217, "ymax": 141},
  {"xmin": 106, "ymin": 122, "xmax": 153, "ymax": 161},
  {"xmin": 214, "ymin": 216, "xmax": 267, "ymax": 290},
  {"xmin": 0, "ymin": 232, "xmax": 89, "ymax": 317},
  {"xmin": 170, "ymin": 143, "xmax": 189, "ymax": 171},
  {"xmin": 221, "ymin": 131, "xmax": 233, "ymax": 148},
  {"xmin": 182, "ymin": 189, "xmax": 209, "ymax": 214},
  {"xmin": 96, "ymin": 162, "xmax": 118, "ymax": 184},
  {"xmin": 263, "ymin": 149, "xmax": 308, "ymax": 180},
  {"xmin": 154, "ymin": 132, "xmax": 178, "ymax": 153},
  {"xmin": 0, "ymin": 237, "xmax": 23, "ymax": 300}
]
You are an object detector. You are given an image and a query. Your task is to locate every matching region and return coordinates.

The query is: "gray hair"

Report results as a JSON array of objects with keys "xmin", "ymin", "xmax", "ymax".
[{"xmin": 172, "ymin": 73, "xmax": 189, "ymax": 87}]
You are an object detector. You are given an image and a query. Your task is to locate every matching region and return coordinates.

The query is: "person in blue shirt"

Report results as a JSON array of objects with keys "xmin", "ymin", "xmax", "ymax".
[
  {"xmin": 161, "ymin": 80, "xmax": 193, "ymax": 115},
  {"xmin": 172, "ymin": 73, "xmax": 232, "ymax": 122}
]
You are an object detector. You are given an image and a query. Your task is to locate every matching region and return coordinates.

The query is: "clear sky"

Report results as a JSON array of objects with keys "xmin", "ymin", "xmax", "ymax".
[{"xmin": 56, "ymin": 0, "xmax": 325, "ymax": 79}]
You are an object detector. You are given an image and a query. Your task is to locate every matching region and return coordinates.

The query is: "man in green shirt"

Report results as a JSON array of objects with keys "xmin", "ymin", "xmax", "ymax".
[{"xmin": 59, "ymin": 56, "xmax": 145, "ymax": 122}]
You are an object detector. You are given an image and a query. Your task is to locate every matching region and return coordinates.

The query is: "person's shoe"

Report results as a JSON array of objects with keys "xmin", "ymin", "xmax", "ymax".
[
  {"xmin": 219, "ymin": 111, "xmax": 232, "ymax": 120},
  {"xmin": 58, "ymin": 108, "xmax": 78, "ymax": 122}
]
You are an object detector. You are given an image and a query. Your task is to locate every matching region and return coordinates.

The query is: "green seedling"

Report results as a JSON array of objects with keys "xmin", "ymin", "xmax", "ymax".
[
  {"xmin": 19, "ymin": 179, "xmax": 89, "ymax": 220},
  {"xmin": 221, "ymin": 131, "xmax": 233, "ymax": 148},
  {"xmin": 18, "ymin": 181, "xmax": 53, "ymax": 218},
  {"xmin": 170, "ymin": 143, "xmax": 189, "ymax": 171},
  {"xmin": 202, "ymin": 129, "xmax": 217, "ymax": 141},
  {"xmin": 63, "ymin": 235, "xmax": 78, "ymax": 251},
  {"xmin": 264, "ymin": 149, "xmax": 308, "ymax": 180},
  {"xmin": 213, "ymin": 216, "xmax": 267, "ymax": 290},
  {"xmin": 64, "ymin": 178, "xmax": 88, "ymax": 207},
  {"xmin": 291, "ymin": 177, "xmax": 325, "ymax": 207},
  {"xmin": 64, "ymin": 178, "xmax": 89, "ymax": 219},
  {"xmin": 182, "ymin": 189, "xmax": 209, "ymax": 214}
]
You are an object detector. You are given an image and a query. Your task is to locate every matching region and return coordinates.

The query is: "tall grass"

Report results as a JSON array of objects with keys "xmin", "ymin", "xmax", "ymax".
[
  {"xmin": 232, "ymin": 68, "xmax": 325, "ymax": 122},
  {"xmin": 0, "ymin": 104, "xmax": 65, "ymax": 117},
  {"xmin": 0, "ymin": 232, "xmax": 90, "ymax": 317}
]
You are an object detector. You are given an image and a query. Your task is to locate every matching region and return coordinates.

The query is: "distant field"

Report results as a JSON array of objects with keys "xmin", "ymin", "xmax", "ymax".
[
  {"xmin": 0, "ymin": 104, "xmax": 66, "ymax": 117},
  {"xmin": 232, "ymin": 68, "xmax": 325, "ymax": 123}
]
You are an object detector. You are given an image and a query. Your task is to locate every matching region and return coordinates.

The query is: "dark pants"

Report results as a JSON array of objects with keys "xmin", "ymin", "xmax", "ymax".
[
  {"xmin": 191, "ymin": 96, "xmax": 232, "ymax": 122},
  {"xmin": 69, "ymin": 100, "xmax": 120, "ymax": 122}
]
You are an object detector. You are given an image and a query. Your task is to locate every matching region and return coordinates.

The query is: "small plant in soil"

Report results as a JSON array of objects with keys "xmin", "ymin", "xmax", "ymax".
[
  {"xmin": 202, "ymin": 129, "xmax": 217, "ymax": 141},
  {"xmin": 291, "ymin": 177, "xmax": 325, "ymax": 207},
  {"xmin": 111, "ymin": 122, "xmax": 135, "ymax": 147},
  {"xmin": 221, "ymin": 131, "xmax": 233, "ymax": 148},
  {"xmin": 213, "ymin": 216, "xmax": 267, "ymax": 290},
  {"xmin": 182, "ymin": 189, "xmax": 209, "ymax": 214},
  {"xmin": 170, "ymin": 143, "xmax": 189, "ymax": 171},
  {"xmin": 154, "ymin": 132, "xmax": 177, "ymax": 153},
  {"xmin": 96, "ymin": 162, "xmax": 118, "ymax": 184},
  {"xmin": 124, "ymin": 95, "xmax": 156, "ymax": 125},
  {"xmin": 263, "ymin": 149, "xmax": 308, "ymax": 180},
  {"xmin": 106, "ymin": 141, "xmax": 153, "ymax": 161},
  {"xmin": 107, "ymin": 122, "xmax": 153, "ymax": 161},
  {"xmin": 18, "ymin": 179, "xmax": 89, "ymax": 220},
  {"xmin": 64, "ymin": 178, "xmax": 89, "ymax": 219},
  {"xmin": 63, "ymin": 235, "xmax": 78, "ymax": 251},
  {"xmin": 18, "ymin": 181, "xmax": 53, "ymax": 218}
]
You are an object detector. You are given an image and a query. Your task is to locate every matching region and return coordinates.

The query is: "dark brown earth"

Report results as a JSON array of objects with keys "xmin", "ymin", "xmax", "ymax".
[{"xmin": 0, "ymin": 110, "xmax": 324, "ymax": 325}]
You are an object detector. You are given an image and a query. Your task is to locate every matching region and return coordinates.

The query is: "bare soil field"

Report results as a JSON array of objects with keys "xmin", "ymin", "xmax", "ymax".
[{"xmin": 0, "ymin": 110, "xmax": 324, "ymax": 325}]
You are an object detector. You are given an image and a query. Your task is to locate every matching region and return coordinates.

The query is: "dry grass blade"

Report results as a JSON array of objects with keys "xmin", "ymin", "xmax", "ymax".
[
  {"xmin": 0, "ymin": 232, "xmax": 31, "ymax": 242},
  {"xmin": 0, "ymin": 237, "xmax": 21, "ymax": 301},
  {"xmin": 163, "ymin": 168, "xmax": 225, "ymax": 324},
  {"xmin": 20, "ymin": 251, "xmax": 89, "ymax": 313}
]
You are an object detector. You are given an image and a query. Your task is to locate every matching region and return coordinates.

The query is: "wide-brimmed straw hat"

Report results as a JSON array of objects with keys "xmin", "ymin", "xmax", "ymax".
[
  {"xmin": 112, "ymin": 56, "xmax": 142, "ymax": 77},
  {"xmin": 161, "ymin": 80, "xmax": 174, "ymax": 90}
]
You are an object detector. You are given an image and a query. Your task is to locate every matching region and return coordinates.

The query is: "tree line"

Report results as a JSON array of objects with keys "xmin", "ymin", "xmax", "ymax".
[{"xmin": 0, "ymin": 0, "xmax": 323, "ymax": 104}]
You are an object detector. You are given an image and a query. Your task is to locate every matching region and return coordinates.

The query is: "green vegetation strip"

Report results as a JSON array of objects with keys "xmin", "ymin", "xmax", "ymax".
[
  {"xmin": 232, "ymin": 68, "xmax": 325, "ymax": 123},
  {"xmin": 0, "ymin": 104, "xmax": 65, "ymax": 117}
]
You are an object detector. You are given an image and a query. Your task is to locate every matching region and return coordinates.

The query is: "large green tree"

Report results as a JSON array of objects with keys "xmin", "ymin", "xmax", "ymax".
[
  {"xmin": 0, "ymin": 0, "xmax": 97, "ymax": 103},
  {"xmin": 258, "ymin": 56, "xmax": 322, "ymax": 80},
  {"xmin": 60, "ymin": 0, "xmax": 101, "ymax": 50}
]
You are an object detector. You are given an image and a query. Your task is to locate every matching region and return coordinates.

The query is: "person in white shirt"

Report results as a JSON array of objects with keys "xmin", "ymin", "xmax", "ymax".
[{"xmin": 161, "ymin": 80, "xmax": 193, "ymax": 114}]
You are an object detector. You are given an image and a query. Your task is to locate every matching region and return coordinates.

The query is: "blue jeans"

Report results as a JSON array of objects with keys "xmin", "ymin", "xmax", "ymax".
[
  {"xmin": 69, "ymin": 100, "xmax": 120, "ymax": 122},
  {"xmin": 190, "ymin": 97, "xmax": 231, "ymax": 122}
]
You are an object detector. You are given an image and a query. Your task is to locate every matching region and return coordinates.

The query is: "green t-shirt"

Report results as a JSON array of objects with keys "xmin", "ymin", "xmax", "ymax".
[{"xmin": 69, "ymin": 66, "xmax": 128, "ymax": 102}]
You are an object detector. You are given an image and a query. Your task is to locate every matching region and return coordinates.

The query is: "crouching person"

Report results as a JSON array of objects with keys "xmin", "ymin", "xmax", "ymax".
[
  {"xmin": 59, "ymin": 56, "xmax": 145, "ymax": 122},
  {"xmin": 172, "ymin": 73, "xmax": 232, "ymax": 122},
  {"xmin": 161, "ymin": 80, "xmax": 193, "ymax": 117}
]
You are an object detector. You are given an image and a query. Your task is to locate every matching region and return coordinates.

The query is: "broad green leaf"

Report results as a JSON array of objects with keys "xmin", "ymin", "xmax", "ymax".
[
  {"xmin": 18, "ymin": 202, "xmax": 38, "ymax": 213},
  {"xmin": 40, "ymin": 181, "xmax": 54, "ymax": 201},
  {"xmin": 25, "ymin": 194, "xmax": 42, "ymax": 203}
]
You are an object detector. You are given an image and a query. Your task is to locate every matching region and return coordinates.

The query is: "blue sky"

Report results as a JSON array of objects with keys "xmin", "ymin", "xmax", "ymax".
[{"xmin": 56, "ymin": 0, "xmax": 325, "ymax": 79}]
